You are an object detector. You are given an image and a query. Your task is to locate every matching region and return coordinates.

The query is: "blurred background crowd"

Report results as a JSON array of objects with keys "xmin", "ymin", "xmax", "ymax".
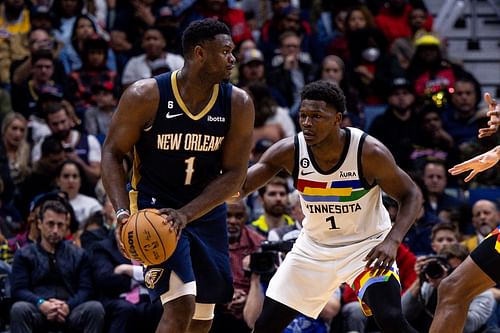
[{"xmin": 0, "ymin": 0, "xmax": 498, "ymax": 332}]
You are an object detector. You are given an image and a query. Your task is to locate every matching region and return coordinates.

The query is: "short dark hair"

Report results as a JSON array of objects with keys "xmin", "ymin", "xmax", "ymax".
[
  {"xmin": 31, "ymin": 49, "xmax": 53, "ymax": 65},
  {"xmin": 258, "ymin": 177, "xmax": 289, "ymax": 197},
  {"xmin": 143, "ymin": 25, "xmax": 167, "ymax": 43},
  {"xmin": 423, "ymin": 159, "xmax": 446, "ymax": 172},
  {"xmin": 454, "ymin": 74, "xmax": 482, "ymax": 107},
  {"xmin": 431, "ymin": 222, "xmax": 459, "ymax": 241},
  {"xmin": 301, "ymin": 80, "xmax": 346, "ymax": 114},
  {"xmin": 41, "ymin": 135, "xmax": 64, "ymax": 156},
  {"xmin": 44, "ymin": 101, "xmax": 66, "ymax": 119},
  {"xmin": 81, "ymin": 37, "xmax": 108, "ymax": 68},
  {"xmin": 182, "ymin": 19, "xmax": 231, "ymax": 58},
  {"xmin": 39, "ymin": 200, "xmax": 69, "ymax": 221},
  {"xmin": 279, "ymin": 30, "xmax": 299, "ymax": 46}
]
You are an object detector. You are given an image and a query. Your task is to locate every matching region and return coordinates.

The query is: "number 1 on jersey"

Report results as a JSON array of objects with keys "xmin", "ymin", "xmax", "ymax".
[
  {"xmin": 326, "ymin": 216, "xmax": 340, "ymax": 230},
  {"xmin": 184, "ymin": 157, "xmax": 195, "ymax": 185}
]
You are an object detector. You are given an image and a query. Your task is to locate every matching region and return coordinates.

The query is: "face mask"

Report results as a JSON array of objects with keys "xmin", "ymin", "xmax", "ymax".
[{"xmin": 362, "ymin": 47, "xmax": 380, "ymax": 62}]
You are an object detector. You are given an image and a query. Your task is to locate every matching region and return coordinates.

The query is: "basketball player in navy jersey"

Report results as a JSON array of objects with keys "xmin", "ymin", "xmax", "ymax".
[
  {"xmin": 102, "ymin": 19, "xmax": 254, "ymax": 333},
  {"xmin": 241, "ymin": 80, "xmax": 420, "ymax": 333},
  {"xmin": 428, "ymin": 93, "xmax": 500, "ymax": 333}
]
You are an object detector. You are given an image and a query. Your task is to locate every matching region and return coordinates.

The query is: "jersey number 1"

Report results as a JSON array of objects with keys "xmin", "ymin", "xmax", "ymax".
[
  {"xmin": 184, "ymin": 157, "xmax": 195, "ymax": 185},
  {"xmin": 326, "ymin": 216, "xmax": 340, "ymax": 230}
]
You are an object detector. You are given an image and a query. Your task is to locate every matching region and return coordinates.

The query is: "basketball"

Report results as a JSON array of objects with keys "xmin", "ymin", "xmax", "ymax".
[{"xmin": 121, "ymin": 208, "xmax": 177, "ymax": 265}]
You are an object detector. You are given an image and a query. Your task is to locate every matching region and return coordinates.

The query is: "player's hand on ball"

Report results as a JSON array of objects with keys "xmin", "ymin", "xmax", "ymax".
[
  {"xmin": 158, "ymin": 208, "xmax": 187, "ymax": 238},
  {"xmin": 117, "ymin": 214, "xmax": 131, "ymax": 259}
]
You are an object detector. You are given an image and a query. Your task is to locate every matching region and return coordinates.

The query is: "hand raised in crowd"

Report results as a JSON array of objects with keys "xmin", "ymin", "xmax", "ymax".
[
  {"xmin": 132, "ymin": 0, "xmax": 156, "ymax": 26},
  {"xmin": 449, "ymin": 146, "xmax": 500, "ymax": 182},
  {"xmin": 432, "ymin": 127, "xmax": 455, "ymax": 148},
  {"xmin": 283, "ymin": 54, "xmax": 299, "ymax": 70},
  {"xmin": 64, "ymin": 149, "xmax": 83, "ymax": 164},
  {"xmin": 478, "ymin": 93, "xmax": 499, "ymax": 138},
  {"xmin": 413, "ymin": 255, "xmax": 428, "ymax": 277}
]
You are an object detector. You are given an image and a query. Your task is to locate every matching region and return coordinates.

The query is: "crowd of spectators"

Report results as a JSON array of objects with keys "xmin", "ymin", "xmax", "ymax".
[{"xmin": 0, "ymin": 0, "xmax": 498, "ymax": 332}]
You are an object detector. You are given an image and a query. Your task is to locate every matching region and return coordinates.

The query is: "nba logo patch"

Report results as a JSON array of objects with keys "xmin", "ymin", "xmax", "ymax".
[{"xmin": 145, "ymin": 268, "xmax": 164, "ymax": 289}]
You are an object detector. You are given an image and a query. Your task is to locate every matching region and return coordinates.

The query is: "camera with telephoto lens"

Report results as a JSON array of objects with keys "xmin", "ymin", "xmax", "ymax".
[
  {"xmin": 249, "ymin": 239, "xmax": 296, "ymax": 277},
  {"xmin": 420, "ymin": 255, "xmax": 451, "ymax": 282}
]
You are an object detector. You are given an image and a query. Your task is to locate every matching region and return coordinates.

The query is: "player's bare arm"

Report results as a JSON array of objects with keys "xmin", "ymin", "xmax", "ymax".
[
  {"xmin": 449, "ymin": 145, "xmax": 500, "ymax": 182},
  {"xmin": 241, "ymin": 136, "xmax": 295, "ymax": 197},
  {"xmin": 102, "ymin": 78, "xmax": 159, "ymax": 222},
  {"xmin": 450, "ymin": 92, "xmax": 499, "ymax": 182},
  {"xmin": 361, "ymin": 135, "xmax": 421, "ymax": 273},
  {"xmin": 176, "ymin": 86, "xmax": 255, "ymax": 222},
  {"xmin": 478, "ymin": 93, "xmax": 499, "ymax": 138}
]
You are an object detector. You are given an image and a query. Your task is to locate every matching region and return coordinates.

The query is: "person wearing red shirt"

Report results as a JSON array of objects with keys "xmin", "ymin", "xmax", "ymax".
[
  {"xmin": 375, "ymin": 0, "xmax": 433, "ymax": 44},
  {"xmin": 184, "ymin": 0, "xmax": 252, "ymax": 46}
]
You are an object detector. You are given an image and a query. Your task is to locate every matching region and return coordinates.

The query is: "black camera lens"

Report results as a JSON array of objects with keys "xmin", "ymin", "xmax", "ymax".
[
  {"xmin": 423, "ymin": 261, "xmax": 445, "ymax": 279},
  {"xmin": 250, "ymin": 252, "xmax": 277, "ymax": 275}
]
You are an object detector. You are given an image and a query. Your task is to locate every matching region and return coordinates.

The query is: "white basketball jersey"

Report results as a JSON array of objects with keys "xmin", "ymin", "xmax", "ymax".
[{"xmin": 294, "ymin": 127, "xmax": 391, "ymax": 246}]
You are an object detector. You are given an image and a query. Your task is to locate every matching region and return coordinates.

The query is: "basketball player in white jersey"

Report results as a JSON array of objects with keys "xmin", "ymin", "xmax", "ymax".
[{"xmin": 241, "ymin": 80, "xmax": 421, "ymax": 333}]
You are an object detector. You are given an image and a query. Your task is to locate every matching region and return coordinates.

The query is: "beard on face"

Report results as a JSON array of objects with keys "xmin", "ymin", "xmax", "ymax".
[
  {"xmin": 268, "ymin": 204, "xmax": 286, "ymax": 217},
  {"xmin": 54, "ymin": 129, "xmax": 70, "ymax": 141}
]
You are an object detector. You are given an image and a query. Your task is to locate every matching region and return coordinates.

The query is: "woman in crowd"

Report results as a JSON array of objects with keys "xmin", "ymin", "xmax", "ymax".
[
  {"xmin": 319, "ymin": 55, "xmax": 363, "ymax": 128},
  {"xmin": 56, "ymin": 160, "xmax": 102, "ymax": 228},
  {"xmin": 59, "ymin": 14, "xmax": 116, "ymax": 73},
  {"xmin": 1, "ymin": 113, "xmax": 31, "ymax": 187}
]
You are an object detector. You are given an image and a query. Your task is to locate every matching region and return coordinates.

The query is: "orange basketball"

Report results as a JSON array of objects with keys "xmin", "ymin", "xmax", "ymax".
[{"xmin": 120, "ymin": 209, "xmax": 177, "ymax": 265}]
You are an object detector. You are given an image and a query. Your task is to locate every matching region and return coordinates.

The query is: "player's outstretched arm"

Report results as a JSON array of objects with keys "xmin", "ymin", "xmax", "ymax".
[
  {"xmin": 177, "ymin": 86, "xmax": 255, "ymax": 222},
  {"xmin": 361, "ymin": 136, "xmax": 422, "ymax": 273},
  {"xmin": 240, "ymin": 136, "xmax": 295, "ymax": 197},
  {"xmin": 102, "ymin": 79, "xmax": 159, "ymax": 217},
  {"xmin": 449, "ymin": 145, "xmax": 500, "ymax": 182},
  {"xmin": 478, "ymin": 92, "xmax": 499, "ymax": 138}
]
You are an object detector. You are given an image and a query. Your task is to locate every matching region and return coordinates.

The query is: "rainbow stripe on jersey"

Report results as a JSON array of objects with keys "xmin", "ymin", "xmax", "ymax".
[
  {"xmin": 351, "ymin": 267, "xmax": 400, "ymax": 316},
  {"xmin": 296, "ymin": 178, "xmax": 370, "ymax": 203}
]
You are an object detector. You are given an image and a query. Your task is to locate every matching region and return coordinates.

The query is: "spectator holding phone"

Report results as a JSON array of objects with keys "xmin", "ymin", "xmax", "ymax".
[{"xmin": 31, "ymin": 102, "xmax": 102, "ymax": 187}]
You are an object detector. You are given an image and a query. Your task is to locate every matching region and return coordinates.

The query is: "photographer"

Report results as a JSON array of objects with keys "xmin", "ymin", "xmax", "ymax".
[
  {"xmin": 402, "ymin": 243, "xmax": 495, "ymax": 333},
  {"xmin": 243, "ymin": 235, "xmax": 341, "ymax": 333},
  {"xmin": 243, "ymin": 191, "xmax": 341, "ymax": 333}
]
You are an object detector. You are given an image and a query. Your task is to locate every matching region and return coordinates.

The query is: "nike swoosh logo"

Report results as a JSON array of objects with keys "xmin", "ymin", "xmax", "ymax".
[
  {"xmin": 166, "ymin": 112, "xmax": 183, "ymax": 119},
  {"xmin": 300, "ymin": 170, "xmax": 314, "ymax": 176}
]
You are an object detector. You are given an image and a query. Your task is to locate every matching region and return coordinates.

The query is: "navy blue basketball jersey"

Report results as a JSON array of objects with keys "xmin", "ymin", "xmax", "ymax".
[{"xmin": 130, "ymin": 70, "xmax": 232, "ymax": 210}]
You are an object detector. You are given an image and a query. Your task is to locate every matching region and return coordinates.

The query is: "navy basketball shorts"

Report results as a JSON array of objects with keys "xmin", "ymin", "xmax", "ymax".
[
  {"xmin": 470, "ymin": 227, "xmax": 500, "ymax": 283},
  {"xmin": 136, "ymin": 192, "xmax": 234, "ymax": 304}
]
